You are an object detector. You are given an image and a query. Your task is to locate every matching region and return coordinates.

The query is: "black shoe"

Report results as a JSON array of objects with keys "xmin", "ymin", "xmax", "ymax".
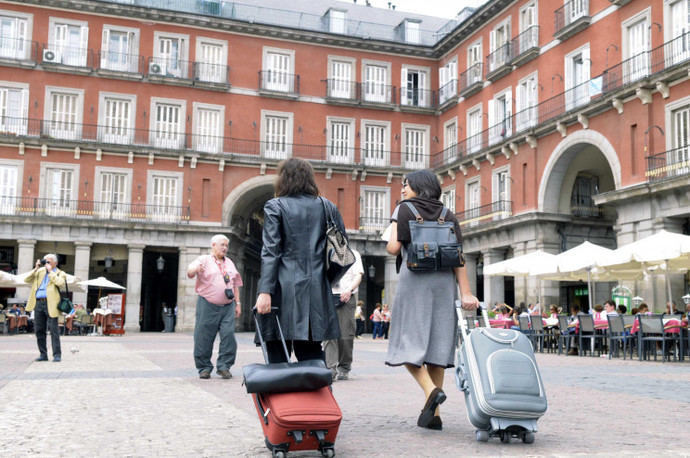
[
  {"xmin": 53, "ymin": 355, "xmax": 61, "ymax": 362},
  {"xmin": 199, "ymin": 371, "xmax": 211, "ymax": 379},
  {"xmin": 426, "ymin": 416, "xmax": 443, "ymax": 430},
  {"xmin": 217, "ymin": 370, "xmax": 232, "ymax": 379},
  {"xmin": 35, "ymin": 356, "xmax": 48, "ymax": 362},
  {"xmin": 417, "ymin": 388, "xmax": 447, "ymax": 428}
]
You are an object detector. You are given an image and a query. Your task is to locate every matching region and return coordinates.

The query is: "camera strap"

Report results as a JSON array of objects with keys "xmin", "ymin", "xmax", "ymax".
[{"xmin": 213, "ymin": 255, "xmax": 230, "ymax": 284}]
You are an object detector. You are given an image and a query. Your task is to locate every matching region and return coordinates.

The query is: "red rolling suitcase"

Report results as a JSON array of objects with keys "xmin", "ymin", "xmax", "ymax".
[{"xmin": 245, "ymin": 312, "xmax": 341, "ymax": 457}]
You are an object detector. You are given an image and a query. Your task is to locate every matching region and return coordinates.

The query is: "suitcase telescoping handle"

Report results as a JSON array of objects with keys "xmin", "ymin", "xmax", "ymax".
[
  {"xmin": 253, "ymin": 307, "xmax": 291, "ymax": 364},
  {"xmin": 456, "ymin": 300, "xmax": 470, "ymax": 341}
]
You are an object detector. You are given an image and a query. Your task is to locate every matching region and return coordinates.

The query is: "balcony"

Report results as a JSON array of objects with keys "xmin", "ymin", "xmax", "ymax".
[
  {"xmin": 147, "ymin": 56, "xmax": 193, "ymax": 84},
  {"xmin": 646, "ymin": 147, "xmax": 690, "ymax": 182},
  {"xmin": 96, "ymin": 50, "xmax": 144, "ymax": 78},
  {"xmin": 488, "ymin": 117, "xmax": 512, "ymax": 146},
  {"xmin": 438, "ymin": 79, "xmax": 458, "ymax": 107},
  {"xmin": 457, "ymin": 200, "xmax": 512, "ymax": 228},
  {"xmin": 511, "ymin": 25, "xmax": 539, "ymax": 68},
  {"xmin": 41, "ymin": 43, "xmax": 93, "ymax": 73},
  {"xmin": 485, "ymin": 43, "xmax": 512, "ymax": 82},
  {"xmin": 601, "ymin": 51, "xmax": 650, "ymax": 93},
  {"xmin": 258, "ymin": 70, "xmax": 300, "ymax": 98},
  {"xmin": 430, "ymin": 143, "xmax": 459, "ymax": 168},
  {"xmin": 193, "ymin": 61, "xmax": 230, "ymax": 89},
  {"xmin": 571, "ymin": 204, "xmax": 602, "ymax": 218},
  {"xmin": 323, "ymin": 79, "xmax": 359, "ymax": 104},
  {"xmin": 459, "ymin": 63, "xmax": 483, "ymax": 99},
  {"xmin": 359, "ymin": 216, "xmax": 388, "ymax": 232},
  {"xmin": 0, "ymin": 196, "xmax": 190, "ymax": 224},
  {"xmin": 608, "ymin": 0, "xmax": 632, "ymax": 5},
  {"xmin": 399, "ymin": 87, "xmax": 437, "ymax": 111},
  {"xmin": 360, "ymin": 82, "xmax": 396, "ymax": 107},
  {"xmin": 0, "ymin": 36, "xmax": 39, "ymax": 66},
  {"xmin": 554, "ymin": 0, "xmax": 590, "ymax": 41}
]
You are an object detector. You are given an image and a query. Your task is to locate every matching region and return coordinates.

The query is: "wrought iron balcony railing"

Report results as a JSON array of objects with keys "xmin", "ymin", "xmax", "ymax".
[
  {"xmin": 324, "ymin": 79, "xmax": 358, "ymax": 101},
  {"xmin": 0, "ymin": 36, "xmax": 39, "ymax": 62},
  {"xmin": 511, "ymin": 25, "xmax": 539, "ymax": 61},
  {"xmin": 646, "ymin": 146, "xmax": 690, "ymax": 182},
  {"xmin": 571, "ymin": 204, "xmax": 602, "ymax": 218},
  {"xmin": 258, "ymin": 70, "xmax": 299, "ymax": 95},
  {"xmin": 486, "ymin": 42, "xmax": 512, "ymax": 75},
  {"xmin": 147, "ymin": 56, "xmax": 193, "ymax": 79},
  {"xmin": 459, "ymin": 63, "xmax": 483, "ymax": 96},
  {"xmin": 359, "ymin": 216, "xmax": 389, "ymax": 232},
  {"xmin": 0, "ymin": 196, "xmax": 191, "ymax": 224},
  {"xmin": 554, "ymin": 0, "xmax": 590, "ymax": 37},
  {"xmin": 438, "ymin": 79, "xmax": 458, "ymax": 105},
  {"xmin": 457, "ymin": 200, "xmax": 512, "ymax": 228},
  {"xmin": 96, "ymin": 50, "xmax": 144, "ymax": 74},
  {"xmin": 42, "ymin": 43, "xmax": 94, "ymax": 68},
  {"xmin": 361, "ymin": 82, "xmax": 396, "ymax": 105},
  {"xmin": 193, "ymin": 61, "xmax": 230, "ymax": 85},
  {"xmin": 399, "ymin": 87, "xmax": 437, "ymax": 109}
]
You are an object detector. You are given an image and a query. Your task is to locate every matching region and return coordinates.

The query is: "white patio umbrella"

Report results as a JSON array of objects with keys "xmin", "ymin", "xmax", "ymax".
[
  {"xmin": 0, "ymin": 271, "xmax": 24, "ymax": 288},
  {"xmin": 77, "ymin": 276, "xmax": 126, "ymax": 303},
  {"xmin": 15, "ymin": 270, "xmax": 85, "ymax": 292},
  {"xmin": 483, "ymin": 250, "xmax": 558, "ymax": 306}
]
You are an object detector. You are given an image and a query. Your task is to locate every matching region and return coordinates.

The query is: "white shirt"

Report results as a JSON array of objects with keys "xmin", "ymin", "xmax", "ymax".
[{"xmin": 331, "ymin": 249, "xmax": 364, "ymax": 294}]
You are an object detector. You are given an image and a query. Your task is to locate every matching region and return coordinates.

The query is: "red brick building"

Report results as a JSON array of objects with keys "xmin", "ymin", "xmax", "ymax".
[{"xmin": 0, "ymin": 0, "xmax": 688, "ymax": 331}]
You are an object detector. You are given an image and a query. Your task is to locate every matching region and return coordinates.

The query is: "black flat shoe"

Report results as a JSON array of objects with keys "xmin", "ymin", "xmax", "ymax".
[
  {"xmin": 417, "ymin": 388, "xmax": 447, "ymax": 428},
  {"xmin": 426, "ymin": 416, "xmax": 443, "ymax": 430}
]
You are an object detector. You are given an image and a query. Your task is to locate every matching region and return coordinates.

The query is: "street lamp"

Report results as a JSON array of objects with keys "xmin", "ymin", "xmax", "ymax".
[
  {"xmin": 682, "ymin": 293, "xmax": 690, "ymax": 307},
  {"xmin": 104, "ymin": 255, "xmax": 113, "ymax": 270},
  {"xmin": 632, "ymin": 296, "xmax": 644, "ymax": 308},
  {"xmin": 156, "ymin": 255, "xmax": 165, "ymax": 273},
  {"xmin": 368, "ymin": 264, "xmax": 376, "ymax": 279}
]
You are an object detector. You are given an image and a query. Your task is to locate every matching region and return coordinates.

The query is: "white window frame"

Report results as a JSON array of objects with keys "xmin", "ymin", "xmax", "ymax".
[
  {"xmin": 362, "ymin": 59, "xmax": 392, "ymax": 104},
  {"xmin": 100, "ymin": 24, "xmax": 140, "ymax": 72},
  {"xmin": 0, "ymin": 158, "xmax": 23, "ymax": 215},
  {"xmin": 149, "ymin": 97, "xmax": 186, "ymax": 150},
  {"xmin": 401, "ymin": 64, "xmax": 431, "ymax": 108},
  {"xmin": 260, "ymin": 109, "xmax": 293, "ymax": 159},
  {"xmin": 515, "ymin": 71, "xmax": 538, "ymax": 132},
  {"xmin": 146, "ymin": 169, "xmax": 183, "ymax": 222},
  {"xmin": 98, "ymin": 91, "xmax": 136, "ymax": 145},
  {"xmin": 262, "ymin": 46, "xmax": 295, "ymax": 92},
  {"xmin": 519, "ymin": 1, "xmax": 538, "ymax": 32},
  {"xmin": 152, "ymin": 31, "xmax": 189, "ymax": 78},
  {"xmin": 443, "ymin": 117, "xmax": 458, "ymax": 164},
  {"xmin": 360, "ymin": 185, "xmax": 390, "ymax": 231},
  {"xmin": 328, "ymin": 9, "xmax": 347, "ymax": 34},
  {"xmin": 94, "ymin": 166, "xmax": 132, "ymax": 220},
  {"xmin": 195, "ymin": 36, "xmax": 228, "ymax": 83},
  {"xmin": 489, "ymin": 17, "xmax": 511, "ymax": 72},
  {"xmin": 327, "ymin": 55, "xmax": 355, "ymax": 99},
  {"xmin": 39, "ymin": 162, "xmax": 79, "ymax": 217},
  {"xmin": 664, "ymin": 95, "xmax": 690, "ymax": 175},
  {"xmin": 0, "ymin": 9, "xmax": 33, "ymax": 61},
  {"xmin": 621, "ymin": 8, "xmax": 651, "ymax": 83},
  {"xmin": 439, "ymin": 57, "xmax": 458, "ymax": 104},
  {"xmin": 0, "ymin": 80, "xmax": 29, "ymax": 135},
  {"xmin": 48, "ymin": 17, "xmax": 89, "ymax": 67},
  {"xmin": 401, "ymin": 122, "xmax": 430, "ymax": 169},
  {"xmin": 404, "ymin": 19, "xmax": 421, "ymax": 44},
  {"xmin": 492, "ymin": 165, "xmax": 511, "ymax": 220},
  {"xmin": 488, "ymin": 86, "xmax": 512, "ymax": 146},
  {"xmin": 664, "ymin": 0, "xmax": 690, "ymax": 65},
  {"xmin": 44, "ymin": 86, "xmax": 84, "ymax": 140},
  {"xmin": 467, "ymin": 40, "xmax": 483, "ymax": 86},
  {"xmin": 564, "ymin": 43, "xmax": 590, "ymax": 111},
  {"xmin": 326, "ymin": 116, "xmax": 355, "ymax": 164},
  {"xmin": 466, "ymin": 103, "xmax": 483, "ymax": 154},
  {"xmin": 519, "ymin": 1, "xmax": 538, "ymax": 53},
  {"xmin": 441, "ymin": 186, "xmax": 456, "ymax": 213},
  {"xmin": 465, "ymin": 177, "xmax": 481, "ymax": 227},
  {"xmin": 360, "ymin": 119, "xmax": 390, "ymax": 167},
  {"xmin": 193, "ymin": 102, "xmax": 224, "ymax": 154}
]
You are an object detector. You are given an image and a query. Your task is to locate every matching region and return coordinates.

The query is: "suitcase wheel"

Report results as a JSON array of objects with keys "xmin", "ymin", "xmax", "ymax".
[
  {"xmin": 475, "ymin": 430, "xmax": 489, "ymax": 442},
  {"xmin": 321, "ymin": 447, "xmax": 335, "ymax": 457},
  {"xmin": 522, "ymin": 432, "xmax": 535, "ymax": 444},
  {"xmin": 272, "ymin": 451, "xmax": 286, "ymax": 458},
  {"xmin": 500, "ymin": 432, "xmax": 511, "ymax": 443}
]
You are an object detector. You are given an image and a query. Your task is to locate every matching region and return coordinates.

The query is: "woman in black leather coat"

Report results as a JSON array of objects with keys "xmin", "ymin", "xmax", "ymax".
[{"xmin": 255, "ymin": 158, "xmax": 345, "ymax": 363}]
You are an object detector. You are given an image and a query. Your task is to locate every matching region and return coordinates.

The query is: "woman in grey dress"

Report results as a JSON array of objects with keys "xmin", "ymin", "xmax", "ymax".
[{"xmin": 385, "ymin": 169, "xmax": 478, "ymax": 431}]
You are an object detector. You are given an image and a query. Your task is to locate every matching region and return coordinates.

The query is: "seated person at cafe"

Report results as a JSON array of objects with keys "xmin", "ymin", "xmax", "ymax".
[
  {"xmin": 548, "ymin": 304, "xmax": 560, "ymax": 319},
  {"xmin": 494, "ymin": 305, "xmax": 510, "ymax": 320},
  {"xmin": 604, "ymin": 300, "xmax": 618, "ymax": 317},
  {"xmin": 617, "ymin": 304, "xmax": 627, "ymax": 315},
  {"xmin": 528, "ymin": 302, "xmax": 542, "ymax": 316},
  {"xmin": 511, "ymin": 304, "xmax": 530, "ymax": 330},
  {"xmin": 567, "ymin": 304, "xmax": 586, "ymax": 355},
  {"xmin": 638, "ymin": 303, "xmax": 650, "ymax": 315},
  {"xmin": 9, "ymin": 304, "xmax": 21, "ymax": 316},
  {"xmin": 74, "ymin": 304, "xmax": 88, "ymax": 321},
  {"xmin": 630, "ymin": 307, "xmax": 638, "ymax": 316},
  {"xmin": 665, "ymin": 301, "xmax": 680, "ymax": 315},
  {"xmin": 592, "ymin": 304, "xmax": 605, "ymax": 321}
]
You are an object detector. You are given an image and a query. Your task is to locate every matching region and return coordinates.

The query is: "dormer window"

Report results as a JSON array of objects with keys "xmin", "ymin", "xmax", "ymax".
[
  {"xmin": 404, "ymin": 20, "xmax": 421, "ymax": 44},
  {"xmin": 328, "ymin": 9, "xmax": 346, "ymax": 34}
]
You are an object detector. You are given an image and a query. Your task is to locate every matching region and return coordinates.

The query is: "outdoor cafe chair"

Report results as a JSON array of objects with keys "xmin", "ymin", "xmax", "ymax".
[
  {"xmin": 622, "ymin": 314, "xmax": 636, "ymax": 329},
  {"xmin": 529, "ymin": 315, "xmax": 547, "ymax": 353},
  {"xmin": 518, "ymin": 316, "xmax": 537, "ymax": 349},
  {"xmin": 578, "ymin": 314, "xmax": 606, "ymax": 357},
  {"xmin": 0, "ymin": 314, "xmax": 8, "ymax": 335},
  {"xmin": 638, "ymin": 314, "xmax": 681, "ymax": 362},
  {"xmin": 556, "ymin": 315, "xmax": 572, "ymax": 355},
  {"xmin": 607, "ymin": 314, "xmax": 633, "ymax": 360}
]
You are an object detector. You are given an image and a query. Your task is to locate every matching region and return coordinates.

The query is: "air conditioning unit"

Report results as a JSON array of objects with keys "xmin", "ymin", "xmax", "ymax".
[
  {"xmin": 149, "ymin": 61, "xmax": 163, "ymax": 75},
  {"xmin": 42, "ymin": 48, "xmax": 58, "ymax": 63}
]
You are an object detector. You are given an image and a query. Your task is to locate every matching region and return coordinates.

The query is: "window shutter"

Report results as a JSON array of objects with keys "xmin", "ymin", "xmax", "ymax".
[
  {"xmin": 488, "ymin": 99, "xmax": 495, "ymax": 130},
  {"xmin": 101, "ymin": 28, "xmax": 109, "ymax": 68},
  {"xmin": 419, "ymin": 71, "xmax": 427, "ymax": 106},
  {"xmin": 400, "ymin": 67, "xmax": 408, "ymax": 105},
  {"xmin": 79, "ymin": 25, "xmax": 89, "ymax": 65},
  {"xmin": 505, "ymin": 91, "xmax": 512, "ymax": 137}
]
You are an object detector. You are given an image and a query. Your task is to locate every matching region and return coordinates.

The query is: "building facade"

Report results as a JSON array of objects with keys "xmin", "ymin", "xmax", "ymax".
[{"xmin": 0, "ymin": 0, "xmax": 688, "ymax": 331}]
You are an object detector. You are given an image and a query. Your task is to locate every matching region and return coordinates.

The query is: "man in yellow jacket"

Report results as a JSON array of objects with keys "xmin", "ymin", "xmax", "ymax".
[{"xmin": 25, "ymin": 254, "xmax": 66, "ymax": 362}]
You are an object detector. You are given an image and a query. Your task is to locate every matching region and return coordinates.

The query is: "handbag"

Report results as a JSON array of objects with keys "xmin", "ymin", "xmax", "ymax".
[
  {"xmin": 57, "ymin": 273, "xmax": 73, "ymax": 314},
  {"xmin": 404, "ymin": 202, "xmax": 464, "ymax": 272},
  {"xmin": 319, "ymin": 197, "xmax": 355, "ymax": 284}
]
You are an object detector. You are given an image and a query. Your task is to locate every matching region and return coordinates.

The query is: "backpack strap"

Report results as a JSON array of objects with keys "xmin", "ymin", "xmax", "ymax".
[
  {"xmin": 438, "ymin": 207, "xmax": 448, "ymax": 224},
  {"xmin": 404, "ymin": 202, "xmax": 423, "ymax": 223}
]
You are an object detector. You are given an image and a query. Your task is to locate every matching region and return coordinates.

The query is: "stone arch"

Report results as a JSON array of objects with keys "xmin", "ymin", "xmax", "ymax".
[
  {"xmin": 222, "ymin": 175, "xmax": 275, "ymax": 227},
  {"xmin": 538, "ymin": 129, "xmax": 622, "ymax": 213}
]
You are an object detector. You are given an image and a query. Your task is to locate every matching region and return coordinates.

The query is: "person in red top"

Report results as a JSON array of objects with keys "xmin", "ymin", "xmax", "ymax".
[{"xmin": 187, "ymin": 234, "xmax": 242, "ymax": 379}]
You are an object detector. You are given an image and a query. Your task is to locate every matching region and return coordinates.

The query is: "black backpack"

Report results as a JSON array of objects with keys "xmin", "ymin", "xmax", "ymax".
[{"xmin": 404, "ymin": 202, "xmax": 464, "ymax": 272}]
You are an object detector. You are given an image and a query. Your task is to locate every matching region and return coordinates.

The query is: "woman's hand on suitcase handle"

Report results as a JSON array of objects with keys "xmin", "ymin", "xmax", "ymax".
[
  {"xmin": 460, "ymin": 292, "xmax": 479, "ymax": 311},
  {"xmin": 255, "ymin": 293, "xmax": 272, "ymax": 314}
]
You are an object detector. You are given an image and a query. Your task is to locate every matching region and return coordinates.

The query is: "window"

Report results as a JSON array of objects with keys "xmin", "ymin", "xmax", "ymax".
[
  {"xmin": 439, "ymin": 58, "xmax": 457, "ymax": 104},
  {"xmin": 262, "ymin": 48, "xmax": 294, "ymax": 92},
  {"xmin": 328, "ymin": 9, "xmax": 346, "ymax": 34},
  {"xmin": 492, "ymin": 167, "xmax": 510, "ymax": 220},
  {"xmin": 670, "ymin": 104, "xmax": 689, "ymax": 175},
  {"xmin": 148, "ymin": 171, "xmax": 182, "ymax": 222},
  {"xmin": 488, "ymin": 89, "xmax": 512, "ymax": 145},
  {"xmin": 98, "ymin": 93, "xmax": 135, "ymax": 145},
  {"xmin": 328, "ymin": 57, "xmax": 354, "ymax": 99},
  {"xmin": 401, "ymin": 66, "xmax": 430, "ymax": 107},
  {"xmin": 516, "ymin": 73, "xmax": 538, "ymax": 131},
  {"xmin": 570, "ymin": 174, "xmax": 598, "ymax": 217},
  {"xmin": 95, "ymin": 167, "xmax": 131, "ymax": 219},
  {"xmin": 45, "ymin": 87, "xmax": 83, "ymax": 140},
  {"xmin": 565, "ymin": 45, "xmax": 590, "ymax": 110},
  {"xmin": 441, "ymin": 187, "xmax": 456, "ymax": 213},
  {"xmin": 360, "ymin": 187, "xmax": 389, "ymax": 231},
  {"xmin": 362, "ymin": 62, "xmax": 390, "ymax": 103},
  {"xmin": 489, "ymin": 19, "xmax": 511, "ymax": 72},
  {"xmin": 152, "ymin": 32, "xmax": 188, "ymax": 78},
  {"xmin": 566, "ymin": 0, "xmax": 588, "ymax": 26},
  {"xmin": 361, "ymin": 120, "xmax": 389, "ymax": 167},
  {"xmin": 519, "ymin": 1, "xmax": 538, "ymax": 52},
  {"xmin": 0, "ymin": 82, "xmax": 28, "ymax": 135},
  {"xmin": 193, "ymin": 103, "xmax": 223, "ymax": 154},
  {"xmin": 443, "ymin": 119, "xmax": 458, "ymax": 164},
  {"xmin": 100, "ymin": 26, "xmax": 139, "ymax": 72},
  {"xmin": 623, "ymin": 12, "xmax": 650, "ymax": 83},
  {"xmin": 467, "ymin": 41, "xmax": 483, "ymax": 85},
  {"xmin": 466, "ymin": 180, "xmax": 481, "ymax": 226},
  {"xmin": 669, "ymin": 0, "xmax": 690, "ymax": 64},
  {"xmin": 41, "ymin": 163, "xmax": 78, "ymax": 217},
  {"xmin": 0, "ymin": 11, "xmax": 31, "ymax": 60},
  {"xmin": 402, "ymin": 124, "xmax": 429, "ymax": 169},
  {"xmin": 261, "ymin": 110, "xmax": 293, "ymax": 159},
  {"xmin": 48, "ymin": 18, "xmax": 88, "ymax": 67},
  {"xmin": 466, "ymin": 105, "xmax": 483, "ymax": 154},
  {"xmin": 150, "ymin": 98, "xmax": 185, "ymax": 149},
  {"xmin": 327, "ymin": 117, "xmax": 354, "ymax": 164},
  {"xmin": 0, "ymin": 161, "xmax": 20, "ymax": 215},
  {"xmin": 196, "ymin": 38, "xmax": 227, "ymax": 83},
  {"xmin": 404, "ymin": 20, "xmax": 421, "ymax": 44}
]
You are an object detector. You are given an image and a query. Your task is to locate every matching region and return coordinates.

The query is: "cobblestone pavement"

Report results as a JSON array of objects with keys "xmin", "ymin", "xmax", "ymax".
[{"xmin": 1, "ymin": 332, "xmax": 689, "ymax": 457}]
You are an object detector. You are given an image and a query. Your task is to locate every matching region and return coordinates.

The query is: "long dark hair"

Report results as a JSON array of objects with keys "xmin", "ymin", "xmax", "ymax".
[
  {"xmin": 274, "ymin": 158, "xmax": 319, "ymax": 197},
  {"xmin": 404, "ymin": 169, "xmax": 442, "ymax": 200}
]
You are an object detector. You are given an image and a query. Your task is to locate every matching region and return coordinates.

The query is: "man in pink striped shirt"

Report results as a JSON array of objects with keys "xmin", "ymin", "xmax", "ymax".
[{"xmin": 187, "ymin": 234, "xmax": 242, "ymax": 379}]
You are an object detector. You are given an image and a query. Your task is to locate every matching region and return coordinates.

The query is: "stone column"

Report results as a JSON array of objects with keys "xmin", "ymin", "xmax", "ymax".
[
  {"xmin": 483, "ymin": 249, "xmax": 505, "ymax": 310},
  {"xmin": 383, "ymin": 256, "xmax": 398, "ymax": 307},
  {"xmin": 177, "ymin": 247, "xmax": 203, "ymax": 332},
  {"xmin": 72, "ymin": 242, "xmax": 92, "ymax": 306},
  {"xmin": 511, "ymin": 242, "xmax": 528, "ymax": 307},
  {"xmin": 15, "ymin": 240, "xmax": 36, "ymax": 301},
  {"xmin": 124, "ymin": 244, "xmax": 144, "ymax": 332}
]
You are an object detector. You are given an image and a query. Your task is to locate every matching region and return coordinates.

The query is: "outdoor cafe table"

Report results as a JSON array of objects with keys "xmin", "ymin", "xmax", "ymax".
[
  {"xmin": 630, "ymin": 318, "xmax": 688, "ymax": 360},
  {"xmin": 489, "ymin": 317, "xmax": 549, "ymax": 329}
]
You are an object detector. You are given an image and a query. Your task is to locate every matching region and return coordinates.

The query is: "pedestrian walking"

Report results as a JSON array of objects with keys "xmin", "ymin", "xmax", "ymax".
[
  {"xmin": 385, "ymin": 169, "xmax": 478, "ymax": 430},
  {"xmin": 187, "ymin": 234, "xmax": 242, "ymax": 379},
  {"xmin": 24, "ymin": 254, "xmax": 66, "ymax": 362},
  {"xmin": 355, "ymin": 300, "xmax": 365, "ymax": 338},
  {"xmin": 254, "ymin": 158, "xmax": 344, "ymax": 363},
  {"xmin": 371, "ymin": 303, "xmax": 383, "ymax": 339},
  {"xmin": 381, "ymin": 303, "xmax": 391, "ymax": 339},
  {"xmin": 324, "ymin": 248, "xmax": 364, "ymax": 381}
]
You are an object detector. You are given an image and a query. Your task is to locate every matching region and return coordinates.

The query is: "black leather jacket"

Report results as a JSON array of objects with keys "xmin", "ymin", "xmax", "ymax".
[{"xmin": 256, "ymin": 194, "xmax": 344, "ymax": 343}]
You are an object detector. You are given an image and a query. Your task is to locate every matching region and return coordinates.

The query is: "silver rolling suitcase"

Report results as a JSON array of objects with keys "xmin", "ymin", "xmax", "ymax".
[{"xmin": 455, "ymin": 302, "xmax": 547, "ymax": 443}]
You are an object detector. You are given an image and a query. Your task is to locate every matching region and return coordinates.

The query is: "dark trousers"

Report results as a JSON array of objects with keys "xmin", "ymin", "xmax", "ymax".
[
  {"xmin": 356, "ymin": 318, "xmax": 364, "ymax": 336},
  {"xmin": 266, "ymin": 340, "xmax": 324, "ymax": 364},
  {"xmin": 34, "ymin": 299, "xmax": 61, "ymax": 358},
  {"xmin": 193, "ymin": 295, "xmax": 237, "ymax": 374}
]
